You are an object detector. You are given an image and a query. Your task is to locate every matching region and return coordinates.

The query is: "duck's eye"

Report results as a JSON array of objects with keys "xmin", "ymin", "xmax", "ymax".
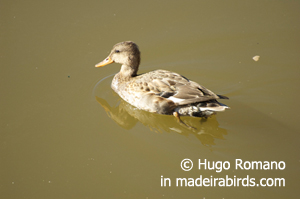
[{"xmin": 115, "ymin": 50, "xmax": 120, "ymax": 53}]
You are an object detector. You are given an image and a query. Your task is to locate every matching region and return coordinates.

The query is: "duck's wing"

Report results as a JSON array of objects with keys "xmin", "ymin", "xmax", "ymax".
[{"xmin": 136, "ymin": 70, "xmax": 228, "ymax": 106}]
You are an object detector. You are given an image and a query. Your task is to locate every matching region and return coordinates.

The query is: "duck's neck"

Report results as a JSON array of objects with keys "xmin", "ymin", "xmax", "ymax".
[{"xmin": 119, "ymin": 64, "xmax": 138, "ymax": 78}]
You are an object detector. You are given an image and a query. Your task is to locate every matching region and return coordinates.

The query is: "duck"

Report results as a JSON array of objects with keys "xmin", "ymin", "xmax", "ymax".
[{"xmin": 95, "ymin": 41, "xmax": 229, "ymax": 121}]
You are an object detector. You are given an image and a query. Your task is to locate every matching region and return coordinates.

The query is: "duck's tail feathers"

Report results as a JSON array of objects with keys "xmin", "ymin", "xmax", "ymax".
[
  {"xmin": 176, "ymin": 100, "xmax": 229, "ymax": 117},
  {"xmin": 217, "ymin": 94, "xmax": 229, "ymax": 99}
]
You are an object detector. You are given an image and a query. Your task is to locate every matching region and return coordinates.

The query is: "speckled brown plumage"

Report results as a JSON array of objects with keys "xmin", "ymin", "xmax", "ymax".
[{"xmin": 95, "ymin": 41, "xmax": 229, "ymax": 117}]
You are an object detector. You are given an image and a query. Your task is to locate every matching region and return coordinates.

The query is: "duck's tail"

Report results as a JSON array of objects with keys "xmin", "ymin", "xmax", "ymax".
[{"xmin": 175, "ymin": 99, "xmax": 229, "ymax": 117}]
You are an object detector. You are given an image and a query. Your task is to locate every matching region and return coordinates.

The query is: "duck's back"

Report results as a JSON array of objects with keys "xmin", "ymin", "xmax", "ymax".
[{"xmin": 112, "ymin": 69, "xmax": 229, "ymax": 117}]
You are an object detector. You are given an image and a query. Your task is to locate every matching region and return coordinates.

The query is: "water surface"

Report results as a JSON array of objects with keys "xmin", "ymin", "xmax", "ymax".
[{"xmin": 1, "ymin": 0, "xmax": 299, "ymax": 198}]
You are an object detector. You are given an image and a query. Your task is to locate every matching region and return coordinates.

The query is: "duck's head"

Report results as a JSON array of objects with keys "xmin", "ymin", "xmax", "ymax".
[{"xmin": 95, "ymin": 41, "xmax": 140, "ymax": 76}]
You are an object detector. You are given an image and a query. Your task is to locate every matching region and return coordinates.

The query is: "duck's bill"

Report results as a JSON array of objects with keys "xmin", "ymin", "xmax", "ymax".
[{"xmin": 95, "ymin": 57, "xmax": 114, "ymax": 67}]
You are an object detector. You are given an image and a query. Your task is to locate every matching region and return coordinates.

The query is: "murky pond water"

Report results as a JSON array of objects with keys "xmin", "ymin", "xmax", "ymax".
[{"xmin": 1, "ymin": 1, "xmax": 299, "ymax": 198}]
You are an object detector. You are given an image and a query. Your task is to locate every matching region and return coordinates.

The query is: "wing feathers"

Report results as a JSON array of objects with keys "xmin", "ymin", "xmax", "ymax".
[{"xmin": 138, "ymin": 70, "xmax": 228, "ymax": 107}]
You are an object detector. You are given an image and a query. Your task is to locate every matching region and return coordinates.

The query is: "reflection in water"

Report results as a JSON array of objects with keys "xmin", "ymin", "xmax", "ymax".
[{"xmin": 96, "ymin": 96, "xmax": 227, "ymax": 146}]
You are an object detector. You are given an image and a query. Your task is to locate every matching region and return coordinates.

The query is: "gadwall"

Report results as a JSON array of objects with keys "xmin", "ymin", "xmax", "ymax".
[{"xmin": 95, "ymin": 41, "xmax": 229, "ymax": 121}]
